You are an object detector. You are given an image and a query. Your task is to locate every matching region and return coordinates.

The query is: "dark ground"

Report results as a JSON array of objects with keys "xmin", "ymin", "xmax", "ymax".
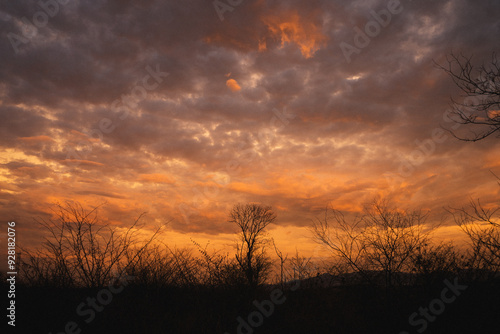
[{"xmin": 5, "ymin": 276, "xmax": 500, "ymax": 334}]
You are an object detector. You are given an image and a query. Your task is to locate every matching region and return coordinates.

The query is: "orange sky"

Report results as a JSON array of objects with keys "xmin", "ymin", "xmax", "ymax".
[{"xmin": 0, "ymin": 0, "xmax": 499, "ymax": 262}]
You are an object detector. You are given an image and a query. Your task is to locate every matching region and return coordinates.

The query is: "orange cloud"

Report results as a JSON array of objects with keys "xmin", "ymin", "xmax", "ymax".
[
  {"xmin": 263, "ymin": 10, "xmax": 327, "ymax": 58},
  {"xmin": 488, "ymin": 109, "xmax": 500, "ymax": 119},
  {"xmin": 258, "ymin": 38, "xmax": 267, "ymax": 51},
  {"xmin": 18, "ymin": 135, "xmax": 54, "ymax": 143},
  {"xmin": 11, "ymin": 166, "xmax": 51, "ymax": 179},
  {"xmin": 60, "ymin": 159, "xmax": 105, "ymax": 167},
  {"xmin": 228, "ymin": 181, "xmax": 274, "ymax": 196},
  {"xmin": 226, "ymin": 79, "xmax": 241, "ymax": 92},
  {"xmin": 138, "ymin": 173, "xmax": 175, "ymax": 184}
]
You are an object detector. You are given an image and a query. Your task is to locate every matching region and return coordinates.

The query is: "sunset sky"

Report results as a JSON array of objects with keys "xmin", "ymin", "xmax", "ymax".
[{"xmin": 1, "ymin": 0, "xmax": 499, "ymax": 258}]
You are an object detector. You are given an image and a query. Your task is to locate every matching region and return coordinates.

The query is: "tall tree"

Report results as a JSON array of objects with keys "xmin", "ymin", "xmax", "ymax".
[{"xmin": 230, "ymin": 203, "xmax": 276, "ymax": 289}]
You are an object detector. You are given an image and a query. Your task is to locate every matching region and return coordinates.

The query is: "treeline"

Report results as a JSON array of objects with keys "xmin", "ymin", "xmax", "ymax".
[
  {"xmin": 14, "ymin": 199, "xmax": 500, "ymax": 290},
  {"xmin": 5, "ymin": 198, "xmax": 500, "ymax": 333}
]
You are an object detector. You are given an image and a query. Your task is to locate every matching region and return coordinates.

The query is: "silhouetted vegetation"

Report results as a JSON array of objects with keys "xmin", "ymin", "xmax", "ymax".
[
  {"xmin": 439, "ymin": 53, "xmax": 500, "ymax": 141},
  {"xmin": 6, "ymin": 199, "xmax": 500, "ymax": 333},
  {"xmin": 312, "ymin": 200, "xmax": 431, "ymax": 291},
  {"xmin": 231, "ymin": 203, "xmax": 275, "ymax": 290},
  {"xmin": 18, "ymin": 202, "xmax": 164, "ymax": 288}
]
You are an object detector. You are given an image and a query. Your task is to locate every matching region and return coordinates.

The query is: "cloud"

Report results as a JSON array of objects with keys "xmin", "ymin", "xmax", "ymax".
[
  {"xmin": 138, "ymin": 173, "xmax": 175, "ymax": 184},
  {"xmin": 60, "ymin": 160, "xmax": 105, "ymax": 167},
  {"xmin": 0, "ymin": 0, "xmax": 499, "ymax": 250},
  {"xmin": 226, "ymin": 78, "xmax": 241, "ymax": 92},
  {"xmin": 18, "ymin": 135, "xmax": 54, "ymax": 143},
  {"xmin": 74, "ymin": 190, "xmax": 127, "ymax": 199},
  {"xmin": 262, "ymin": 9, "xmax": 327, "ymax": 58}
]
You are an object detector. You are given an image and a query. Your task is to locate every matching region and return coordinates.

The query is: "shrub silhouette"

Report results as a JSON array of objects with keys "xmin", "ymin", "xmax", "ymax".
[{"xmin": 20, "ymin": 202, "xmax": 163, "ymax": 288}]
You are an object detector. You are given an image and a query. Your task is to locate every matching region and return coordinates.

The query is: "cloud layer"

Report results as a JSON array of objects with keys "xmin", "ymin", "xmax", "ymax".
[{"xmin": 0, "ymin": 0, "xmax": 499, "ymax": 250}]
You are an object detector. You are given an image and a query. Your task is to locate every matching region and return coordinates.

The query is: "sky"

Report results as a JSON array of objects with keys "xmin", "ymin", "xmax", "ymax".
[{"xmin": 0, "ymin": 0, "xmax": 499, "ymax": 258}]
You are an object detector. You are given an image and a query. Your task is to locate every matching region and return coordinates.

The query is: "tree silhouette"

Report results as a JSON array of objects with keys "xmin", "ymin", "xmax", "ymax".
[
  {"xmin": 230, "ymin": 203, "xmax": 276, "ymax": 289},
  {"xmin": 20, "ymin": 202, "xmax": 164, "ymax": 288},
  {"xmin": 450, "ymin": 198, "xmax": 500, "ymax": 279},
  {"xmin": 438, "ymin": 53, "xmax": 500, "ymax": 141},
  {"xmin": 312, "ymin": 199, "xmax": 431, "ymax": 289}
]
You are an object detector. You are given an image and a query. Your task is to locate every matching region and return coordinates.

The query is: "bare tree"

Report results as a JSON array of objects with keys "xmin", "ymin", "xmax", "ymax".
[
  {"xmin": 450, "ymin": 199, "xmax": 500, "ymax": 278},
  {"xmin": 272, "ymin": 239, "xmax": 288, "ymax": 289},
  {"xmin": 230, "ymin": 203, "xmax": 276, "ymax": 289},
  {"xmin": 20, "ymin": 202, "xmax": 164, "ymax": 288},
  {"xmin": 363, "ymin": 201, "xmax": 430, "ymax": 288},
  {"xmin": 438, "ymin": 53, "xmax": 500, "ymax": 141},
  {"xmin": 312, "ymin": 208, "xmax": 368, "ymax": 280},
  {"xmin": 312, "ymin": 200, "xmax": 431, "ymax": 289},
  {"xmin": 287, "ymin": 249, "xmax": 316, "ymax": 281}
]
